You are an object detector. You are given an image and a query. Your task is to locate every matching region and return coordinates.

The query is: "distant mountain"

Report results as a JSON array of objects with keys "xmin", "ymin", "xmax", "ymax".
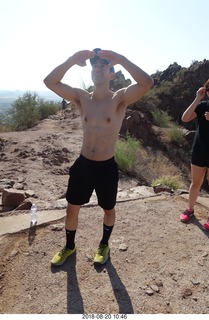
[{"xmin": 0, "ymin": 89, "xmax": 60, "ymax": 100}]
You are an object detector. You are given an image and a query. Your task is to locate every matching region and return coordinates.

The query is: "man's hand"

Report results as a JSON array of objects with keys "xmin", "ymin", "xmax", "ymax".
[
  {"xmin": 96, "ymin": 50, "xmax": 122, "ymax": 68},
  {"xmin": 72, "ymin": 50, "xmax": 95, "ymax": 67}
]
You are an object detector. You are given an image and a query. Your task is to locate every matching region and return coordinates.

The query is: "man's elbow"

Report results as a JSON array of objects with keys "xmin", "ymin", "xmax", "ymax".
[
  {"xmin": 143, "ymin": 77, "xmax": 154, "ymax": 92},
  {"xmin": 43, "ymin": 77, "xmax": 50, "ymax": 88},
  {"xmin": 43, "ymin": 77, "xmax": 57, "ymax": 90}
]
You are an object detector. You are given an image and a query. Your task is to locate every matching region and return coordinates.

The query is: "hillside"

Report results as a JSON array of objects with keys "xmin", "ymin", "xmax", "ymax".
[{"xmin": 119, "ymin": 59, "xmax": 209, "ymax": 191}]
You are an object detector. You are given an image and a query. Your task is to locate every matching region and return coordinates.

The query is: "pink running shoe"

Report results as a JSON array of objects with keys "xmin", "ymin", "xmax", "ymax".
[
  {"xmin": 180, "ymin": 208, "xmax": 194, "ymax": 222},
  {"xmin": 203, "ymin": 218, "xmax": 209, "ymax": 230}
]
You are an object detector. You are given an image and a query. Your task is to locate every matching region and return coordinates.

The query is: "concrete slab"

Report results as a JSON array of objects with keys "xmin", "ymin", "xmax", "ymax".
[
  {"xmin": 0, "ymin": 194, "xmax": 165, "ymax": 237},
  {"xmin": 0, "ymin": 209, "xmax": 66, "ymax": 236},
  {"xmin": 180, "ymin": 194, "xmax": 209, "ymax": 209}
]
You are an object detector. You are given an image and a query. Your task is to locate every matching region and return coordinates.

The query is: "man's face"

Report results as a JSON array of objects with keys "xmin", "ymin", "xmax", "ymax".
[{"xmin": 91, "ymin": 60, "xmax": 113, "ymax": 84}]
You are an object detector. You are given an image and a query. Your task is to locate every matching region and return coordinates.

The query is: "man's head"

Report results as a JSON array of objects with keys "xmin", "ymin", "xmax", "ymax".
[{"xmin": 90, "ymin": 48, "xmax": 115, "ymax": 73}]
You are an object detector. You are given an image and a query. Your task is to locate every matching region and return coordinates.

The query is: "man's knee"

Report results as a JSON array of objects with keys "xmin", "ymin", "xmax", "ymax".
[
  {"xmin": 103, "ymin": 208, "xmax": 115, "ymax": 215},
  {"xmin": 66, "ymin": 203, "xmax": 80, "ymax": 217}
]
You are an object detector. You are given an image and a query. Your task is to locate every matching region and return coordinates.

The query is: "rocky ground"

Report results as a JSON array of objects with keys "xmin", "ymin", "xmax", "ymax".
[{"xmin": 0, "ymin": 107, "xmax": 209, "ymax": 315}]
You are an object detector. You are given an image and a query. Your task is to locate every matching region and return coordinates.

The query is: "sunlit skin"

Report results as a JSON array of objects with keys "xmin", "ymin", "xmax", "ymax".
[{"xmin": 44, "ymin": 49, "xmax": 153, "ymax": 231}]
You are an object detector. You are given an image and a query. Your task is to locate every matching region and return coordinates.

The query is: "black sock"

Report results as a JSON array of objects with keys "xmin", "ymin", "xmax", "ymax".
[
  {"xmin": 100, "ymin": 224, "xmax": 114, "ymax": 246},
  {"xmin": 66, "ymin": 229, "xmax": 76, "ymax": 250}
]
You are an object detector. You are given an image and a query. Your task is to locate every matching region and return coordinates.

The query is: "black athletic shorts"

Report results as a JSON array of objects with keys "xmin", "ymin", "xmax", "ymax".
[
  {"xmin": 191, "ymin": 153, "xmax": 209, "ymax": 168},
  {"xmin": 66, "ymin": 154, "xmax": 119, "ymax": 210}
]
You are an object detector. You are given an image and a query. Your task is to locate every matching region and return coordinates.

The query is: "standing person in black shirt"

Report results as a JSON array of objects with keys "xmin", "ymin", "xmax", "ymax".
[{"xmin": 180, "ymin": 79, "xmax": 209, "ymax": 230}]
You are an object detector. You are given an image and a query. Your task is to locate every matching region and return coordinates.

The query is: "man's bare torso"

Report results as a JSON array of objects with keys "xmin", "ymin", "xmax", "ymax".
[
  {"xmin": 75, "ymin": 91, "xmax": 126, "ymax": 161},
  {"xmin": 43, "ymin": 49, "xmax": 153, "ymax": 162}
]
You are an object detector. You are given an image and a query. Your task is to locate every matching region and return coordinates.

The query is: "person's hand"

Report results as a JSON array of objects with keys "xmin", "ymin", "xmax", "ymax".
[
  {"xmin": 96, "ymin": 50, "xmax": 122, "ymax": 68},
  {"xmin": 205, "ymin": 111, "xmax": 209, "ymax": 121},
  {"xmin": 72, "ymin": 50, "xmax": 95, "ymax": 67},
  {"xmin": 196, "ymin": 87, "xmax": 207, "ymax": 100}
]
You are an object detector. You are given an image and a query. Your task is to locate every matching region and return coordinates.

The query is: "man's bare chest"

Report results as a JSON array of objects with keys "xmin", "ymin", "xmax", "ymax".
[{"xmin": 82, "ymin": 102, "xmax": 118, "ymax": 126}]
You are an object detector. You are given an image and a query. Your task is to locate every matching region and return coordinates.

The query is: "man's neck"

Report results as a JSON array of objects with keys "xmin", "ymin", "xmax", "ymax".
[{"xmin": 92, "ymin": 84, "xmax": 111, "ymax": 102}]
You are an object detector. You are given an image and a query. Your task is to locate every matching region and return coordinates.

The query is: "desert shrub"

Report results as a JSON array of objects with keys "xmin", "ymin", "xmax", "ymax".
[
  {"xmin": 0, "ymin": 113, "xmax": 14, "ymax": 131},
  {"xmin": 151, "ymin": 108, "xmax": 171, "ymax": 127},
  {"xmin": 115, "ymin": 134, "xmax": 140, "ymax": 172},
  {"xmin": 160, "ymin": 80, "xmax": 173, "ymax": 96},
  {"xmin": 0, "ymin": 124, "xmax": 15, "ymax": 132},
  {"xmin": 8, "ymin": 91, "xmax": 40, "ymax": 130},
  {"xmin": 38, "ymin": 101, "xmax": 60, "ymax": 119},
  {"xmin": 139, "ymin": 89, "xmax": 161, "ymax": 107},
  {"xmin": 167, "ymin": 124, "xmax": 184, "ymax": 145},
  {"xmin": 151, "ymin": 175, "xmax": 184, "ymax": 190},
  {"xmin": 4, "ymin": 91, "xmax": 60, "ymax": 131}
]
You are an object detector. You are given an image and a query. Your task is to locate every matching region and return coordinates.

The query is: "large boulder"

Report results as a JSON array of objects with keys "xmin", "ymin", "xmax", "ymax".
[
  {"xmin": 2, "ymin": 188, "xmax": 26, "ymax": 208},
  {"xmin": 120, "ymin": 109, "xmax": 154, "ymax": 144}
]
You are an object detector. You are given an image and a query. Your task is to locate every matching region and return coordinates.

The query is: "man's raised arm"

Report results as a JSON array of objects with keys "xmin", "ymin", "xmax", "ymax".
[
  {"xmin": 43, "ymin": 50, "xmax": 94, "ymax": 101},
  {"xmin": 97, "ymin": 50, "xmax": 154, "ymax": 105}
]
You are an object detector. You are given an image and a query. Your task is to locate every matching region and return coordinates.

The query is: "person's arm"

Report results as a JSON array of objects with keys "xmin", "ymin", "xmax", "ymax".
[
  {"xmin": 97, "ymin": 50, "xmax": 154, "ymax": 105},
  {"xmin": 43, "ymin": 50, "xmax": 94, "ymax": 101},
  {"xmin": 181, "ymin": 87, "xmax": 206, "ymax": 122}
]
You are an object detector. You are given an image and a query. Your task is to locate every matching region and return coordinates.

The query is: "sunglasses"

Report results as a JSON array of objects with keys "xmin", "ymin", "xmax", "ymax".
[{"xmin": 206, "ymin": 88, "xmax": 209, "ymax": 92}]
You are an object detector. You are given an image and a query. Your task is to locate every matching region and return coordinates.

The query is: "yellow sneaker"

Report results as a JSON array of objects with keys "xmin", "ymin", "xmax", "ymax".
[
  {"xmin": 51, "ymin": 246, "xmax": 76, "ymax": 266},
  {"xmin": 94, "ymin": 244, "xmax": 109, "ymax": 265}
]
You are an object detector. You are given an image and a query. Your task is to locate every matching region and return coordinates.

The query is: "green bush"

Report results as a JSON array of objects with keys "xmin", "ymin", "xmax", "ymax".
[
  {"xmin": 115, "ymin": 134, "xmax": 140, "ymax": 172},
  {"xmin": 151, "ymin": 175, "xmax": 183, "ymax": 190},
  {"xmin": 167, "ymin": 125, "xmax": 184, "ymax": 145},
  {"xmin": 38, "ymin": 101, "xmax": 60, "ymax": 119},
  {"xmin": 159, "ymin": 80, "xmax": 173, "ymax": 96},
  {"xmin": 1, "ymin": 91, "xmax": 60, "ymax": 131},
  {"xmin": 151, "ymin": 108, "xmax": 171, "ymax": 127},
  {"xmin": 0, "ymin": 122, "xmax": 15, "ymax": 132},
  {"xmin": 8, "ymin": 91, "xmax": 40, "ymax": 130}
]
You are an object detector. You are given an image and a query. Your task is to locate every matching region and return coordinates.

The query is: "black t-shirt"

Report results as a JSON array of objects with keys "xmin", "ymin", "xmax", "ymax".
[{"xmin": 191, "ymin": 100, "xmax": 209, "ymax": 155}]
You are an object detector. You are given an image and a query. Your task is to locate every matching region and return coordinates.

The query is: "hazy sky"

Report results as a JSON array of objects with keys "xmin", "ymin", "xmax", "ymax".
[{"xmin": 0, "ymin": 0, "xmax": 209, "ymax": 92}]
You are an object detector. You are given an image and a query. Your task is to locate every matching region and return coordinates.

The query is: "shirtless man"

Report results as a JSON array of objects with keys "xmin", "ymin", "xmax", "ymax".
[{"xmin": 44, "ymin": 48, "xmax": 153, "ymax": 266}]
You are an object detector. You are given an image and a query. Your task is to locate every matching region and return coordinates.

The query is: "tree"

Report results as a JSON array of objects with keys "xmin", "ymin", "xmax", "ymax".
[
  {"xmin": 9, "ymin": 91, "xmax": 40, "ymax": 130},
  {"xmin": 8, "ymin": 91, "xmax": 60, "ymax": 131}
]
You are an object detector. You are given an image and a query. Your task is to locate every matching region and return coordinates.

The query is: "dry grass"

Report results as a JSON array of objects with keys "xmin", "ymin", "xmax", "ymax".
[{"xmin": 134, "ymin": 147, "xmax": 187, "ymax": 188}]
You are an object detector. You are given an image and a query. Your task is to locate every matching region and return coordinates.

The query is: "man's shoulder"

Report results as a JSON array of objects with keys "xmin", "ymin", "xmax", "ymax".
[
  {"xmin": 111, "ymin": 88, "xmax": 126, "ymax": 99},
  {"xmin": 73, "ymin": 87, "xmax": 91, "ymax": 100}
]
